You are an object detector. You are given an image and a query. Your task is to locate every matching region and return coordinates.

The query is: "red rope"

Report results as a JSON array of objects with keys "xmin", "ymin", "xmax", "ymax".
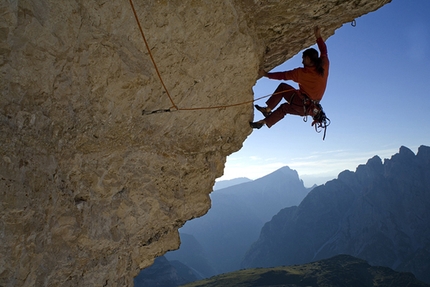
[
  {"xmin": 128, "ymin": 0, "xmax": 178, "ymax": 110},
  {"xmin": 128, "ymin": 0, "xmax": 296, "ymax": 113}
]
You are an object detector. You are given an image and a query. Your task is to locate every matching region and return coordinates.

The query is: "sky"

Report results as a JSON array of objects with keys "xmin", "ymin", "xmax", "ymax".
[{"xmin": 218, "ymin": 0, "xmax": 430, "ymax": 187}]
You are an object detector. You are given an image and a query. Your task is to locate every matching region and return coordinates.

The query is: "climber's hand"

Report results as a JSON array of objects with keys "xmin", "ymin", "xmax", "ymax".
[
  {"xmin": 258, "ymin": 69, "xmax": 268, "ymax": 78},
  {"xmin": 314, "ymin": 26, "xmax": 321, "ymax": 39}
]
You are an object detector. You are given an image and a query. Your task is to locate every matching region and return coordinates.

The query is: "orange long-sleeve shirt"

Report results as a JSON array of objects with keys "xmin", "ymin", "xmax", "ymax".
[{"xmin": 268, "ymin": 37, "xmax": 329, "ymax": 102}]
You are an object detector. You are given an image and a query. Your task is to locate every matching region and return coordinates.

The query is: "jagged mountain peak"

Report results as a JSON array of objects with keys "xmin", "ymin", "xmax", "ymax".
[
  {"xmin": 417, "ymin": 145, "xmax": 430, "ymax": 166},
  {"xmin": 242, "ymin": 145, "xmax": 430, "ymax": 284}
]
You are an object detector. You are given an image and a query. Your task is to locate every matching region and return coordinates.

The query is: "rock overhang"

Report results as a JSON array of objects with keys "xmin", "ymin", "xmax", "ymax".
[{"xmin": 0, "ymin": 0, "xmax": 391, "ymax": 285}]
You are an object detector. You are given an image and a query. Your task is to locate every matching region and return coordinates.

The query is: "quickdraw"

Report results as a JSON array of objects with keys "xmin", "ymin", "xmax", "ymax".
[
  {"xmin": 142, "ymin": 108, "xmax": 174, "ymax": 115},
  {"xmin": 311, "ymin": 103, "xmax": 330, "ymax": 140}
]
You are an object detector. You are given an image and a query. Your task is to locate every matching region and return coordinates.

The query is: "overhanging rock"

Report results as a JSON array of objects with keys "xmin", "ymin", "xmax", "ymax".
[{"xmin": 0, "ymin": 0, "xmax": 390, "ymax": 285}]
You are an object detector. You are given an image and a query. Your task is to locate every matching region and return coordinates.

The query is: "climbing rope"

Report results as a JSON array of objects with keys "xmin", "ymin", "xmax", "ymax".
[
  {"xmin": 128, "ymin": 0, "xmax": 178, "ymax": 111},
  {"xmin": 128, "ymin": 1, "xmax": 331, "ymax": 139},
  {"xmin": 141, "ymin": 91, "xmax": 292, "ymax": 115},
  {"xmin": 128, "ymin": 0, "xmax": 290, "ymax": 115}
]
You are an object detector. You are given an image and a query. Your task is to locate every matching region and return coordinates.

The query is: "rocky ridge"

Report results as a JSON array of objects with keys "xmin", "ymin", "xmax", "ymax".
[
  {"xmin": 242, "ymin": 145, "xmax": 430, "ymax": 283},
  {"xmin": 184, "ymin": 255, "xmax": 429, "ymax": 287},
  {"xmin": 1, "ymin": 0, "xmax": 390, "ymax": 286}
]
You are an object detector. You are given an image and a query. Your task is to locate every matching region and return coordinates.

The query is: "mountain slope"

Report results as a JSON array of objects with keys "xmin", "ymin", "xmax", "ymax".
[
  {"xmin": 134, "ymin": 256, "xmax": 200, "ymax": 287},
  {"xmin": 242, "ymin": 145, "xmax": 430, "ymax": 283},
  {"xmin": 213, "ymin": 178, "xmax": 252, "ymax": 190},
  {"xmin": 182, "ymin": 255, "xmax": 429, "ymax": 287},
  {"xmin": 165, "ymin": 233, "xmax": 217, "ymax": 278},
  {"xmin": 168, "ymin": 166, "xmax": 310, "ymax": 275}
]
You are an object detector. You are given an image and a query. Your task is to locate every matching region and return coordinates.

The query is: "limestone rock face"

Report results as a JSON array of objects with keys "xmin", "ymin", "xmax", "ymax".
[{"xmin": 1, "ymin": 0, "xmax": 390, "ymax": 286}]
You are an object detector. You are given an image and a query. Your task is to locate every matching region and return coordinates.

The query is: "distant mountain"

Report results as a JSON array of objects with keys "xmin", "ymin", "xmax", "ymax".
[
  {"xmin": 242, "ymin": 145, "xmax": 430, "ymax": 284},
  {"xmin": 213, "ymin": 166, "xmax": 311, "ymax": 225},
  {"xmin": 134, "ymin": 256, "xmax": 201, "ymax": 287},
  {"xmin": 182, "ymin": 254, "xmax": 429, "ymax": 287},
  {"xmin": 165, "ymin": 233, "xmax": 217, "ymax": 278},
  {"xmin": 213, "ymin": 177, "xmax": 252, "ymax": 190},
  {"xmin": 168, "ymin": 166, "xmax": 311, "ymax": 275}
]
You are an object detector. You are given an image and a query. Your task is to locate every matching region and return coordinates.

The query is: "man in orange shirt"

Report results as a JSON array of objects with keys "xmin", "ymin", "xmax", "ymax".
[{"xmin": 250, "ymin": 26, "xmax": 329, "ymax": 129}]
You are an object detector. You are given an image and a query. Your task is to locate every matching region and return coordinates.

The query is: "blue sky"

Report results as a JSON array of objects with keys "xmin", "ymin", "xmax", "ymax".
[{"xmin": 218, "ymin": 0, "xmax": 430, "ymax": 187}]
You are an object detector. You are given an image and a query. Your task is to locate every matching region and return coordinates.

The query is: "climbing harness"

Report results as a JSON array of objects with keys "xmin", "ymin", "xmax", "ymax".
[
  {"xmin": 276, "ymin": 92, "xmax": 331, "ymax": 140},
  {"xmin": 301, "ymin": 95, "xmax": 331, "ymax": 140},
  {"xmin": 310, "ymin": 103, "xmax": 330, "ymax": 140}
]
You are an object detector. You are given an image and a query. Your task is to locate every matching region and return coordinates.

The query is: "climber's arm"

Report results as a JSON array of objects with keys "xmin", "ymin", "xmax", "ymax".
[
  {"xmin": 259, "ymin": 68, "xmax": 300, "ymax": 82},
  {"xmin": 314, "ymin": 26, "xmax": 322, "ymax": 39},
  {"xmin": 314, "ymin": 26, "xmax": 328, "ymax": 57}
]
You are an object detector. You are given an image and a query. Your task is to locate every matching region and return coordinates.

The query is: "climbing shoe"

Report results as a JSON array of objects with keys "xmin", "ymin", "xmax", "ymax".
[
  {"xmin": 255, "ymin": 105, "xmax": 271, "ymax": 117},
  {"xmin": 249, "ymin": 121, "xmax": 264, "ymax": 129}
]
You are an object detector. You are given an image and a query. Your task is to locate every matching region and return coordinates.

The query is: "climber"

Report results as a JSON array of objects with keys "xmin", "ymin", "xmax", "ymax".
[{"xmin": 250, "ymin": 26, "xmax": 329, "ymax": 130}]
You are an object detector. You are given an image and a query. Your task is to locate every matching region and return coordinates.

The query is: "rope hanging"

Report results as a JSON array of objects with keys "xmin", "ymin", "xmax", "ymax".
[
  {"xmin": 129, "ymin": 0, "xmax": 330, "ymax": 140},
  {"xmin": 141, "ymin": 91, "xmax": 292, "ymax": 115},
  {"xmin": 128, "ymin": 0, "xmax": 178, "ymax": 111},
  {"xmin": 128, "ymin": 0, "xmax": 281, "ymax": 115},
  {"xmin": 128, "ymin": 0, "xmax": 331, "ymax": 139}
]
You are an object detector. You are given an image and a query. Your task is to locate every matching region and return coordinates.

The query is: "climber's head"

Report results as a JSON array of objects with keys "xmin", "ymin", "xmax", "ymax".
[
  {"xmin": 302, "ymin": 48, "xmax": 324, "ymax": 76},
  {"xmin": 302, "ymin": 48, "xmax": 318, "ymax": 66}
]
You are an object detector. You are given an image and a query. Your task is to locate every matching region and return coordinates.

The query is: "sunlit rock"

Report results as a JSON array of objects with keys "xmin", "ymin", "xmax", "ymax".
[{"xmin": 0, "ymin": 0, "xmax": 390, "ymax": 285}]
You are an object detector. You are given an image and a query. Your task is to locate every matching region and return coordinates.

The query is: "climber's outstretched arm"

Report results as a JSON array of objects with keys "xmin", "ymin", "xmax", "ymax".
[
  {"xmin": 314, "ymin": 26, "xmax": 327, "ymax": 57},
  {"xmin": 314, "ymin": 26, "xmax": 321, "ymax": 40}
]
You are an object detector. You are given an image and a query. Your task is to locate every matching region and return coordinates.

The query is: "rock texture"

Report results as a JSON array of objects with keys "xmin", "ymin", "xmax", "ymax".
[
  {"xmin": 1, "ymin": 0, "xmax": 390, "ymax": 286},
  {"xmin": 242, "ymin": 146, "xmax": 430, "ymax": 284}
]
